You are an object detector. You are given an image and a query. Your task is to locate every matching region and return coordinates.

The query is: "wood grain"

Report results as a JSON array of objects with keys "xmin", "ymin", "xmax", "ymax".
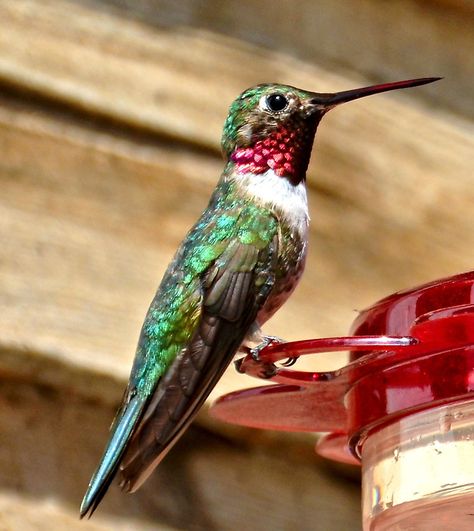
[{"xmin": 89, "ymin": 0, "xmax": 474, "ymax": 119}]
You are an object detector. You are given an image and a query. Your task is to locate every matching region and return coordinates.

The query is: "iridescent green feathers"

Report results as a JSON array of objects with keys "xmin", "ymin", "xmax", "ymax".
[
  {"xmin": 130, "ymin": 179, "xmax": 278, "ymax": 396},
  {"xmin": 117, "ymin": 191, "xmax": 280, "ymax": 492}
]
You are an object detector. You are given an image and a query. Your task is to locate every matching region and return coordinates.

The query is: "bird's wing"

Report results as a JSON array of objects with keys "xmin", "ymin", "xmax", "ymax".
[
  {"xmin": 80, "ymin": 203, "xmax": 279, "ymax": 517},
  {"xmin": 119, "ymin": 227, "xmax": 279, "ymax": 490}
]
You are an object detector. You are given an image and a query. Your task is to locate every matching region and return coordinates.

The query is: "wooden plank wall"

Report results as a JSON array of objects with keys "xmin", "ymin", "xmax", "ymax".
[{"xmin": 0, "ymin": 0, "xmax": 472, "ymax": 529}]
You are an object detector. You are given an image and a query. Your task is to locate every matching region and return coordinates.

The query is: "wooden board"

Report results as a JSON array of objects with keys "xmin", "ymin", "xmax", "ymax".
[{"xmin": 90, "ymin": 0, "xmax": 474, "ymax": 119}]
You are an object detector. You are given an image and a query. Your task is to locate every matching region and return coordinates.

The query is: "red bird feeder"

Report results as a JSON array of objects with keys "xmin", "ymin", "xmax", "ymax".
[{"xmin": 210, "ymin": 271, "xmax": 474, "ymax": 530}]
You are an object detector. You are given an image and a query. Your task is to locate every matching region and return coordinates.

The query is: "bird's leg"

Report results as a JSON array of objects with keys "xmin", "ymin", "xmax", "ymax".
[
  {"xmin": 236, "ymin": 325, "xmax": 299, "ymax": 372},
  {"xmin": 250, "ymin": 335, "xmax": 285, "ymax": 362},
  {"xmin": 251, "ymin": 335, "xmax": 299, "ymax": 367}
]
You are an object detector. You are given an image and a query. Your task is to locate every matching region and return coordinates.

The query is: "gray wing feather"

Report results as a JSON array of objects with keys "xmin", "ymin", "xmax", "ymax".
[{"xmin": 118, "ymin": 236, "xmax": 278, "ymax": 492}]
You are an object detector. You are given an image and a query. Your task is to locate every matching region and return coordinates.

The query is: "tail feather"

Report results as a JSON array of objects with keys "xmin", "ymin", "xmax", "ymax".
[
  {"xmin": 80, "ymin": 395, "xmax": 146, "ymax": 518},
  {"xmin": 118, "ymin": 320, "xmax": 245, "ymax": 493}
]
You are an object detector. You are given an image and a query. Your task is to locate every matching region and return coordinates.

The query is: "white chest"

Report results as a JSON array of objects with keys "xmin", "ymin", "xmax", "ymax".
[{"xmin": 236, "ymin": 170, "xmax": 310, "ymax": 238}]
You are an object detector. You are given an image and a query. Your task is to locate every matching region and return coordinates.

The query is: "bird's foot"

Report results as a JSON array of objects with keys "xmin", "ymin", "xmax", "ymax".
[
  {"xmin": 236, "ymin": 335, "xmax": 297, "ymax": 376},
  {"xmin": 234, "ymin": 356, "xmax": 276, "ymax": 379},
  {"xmin": 250, "ymin": 335, "xmax": 285, "ymax": 362},
  {"xmin": 250, "ymin": 336, "xmax": 299, "ymax": 367}
]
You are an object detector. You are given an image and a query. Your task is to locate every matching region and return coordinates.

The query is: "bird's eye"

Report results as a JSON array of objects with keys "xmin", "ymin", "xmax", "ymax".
[{"xmin": 265, "ymin": 93, "xmax": 289, "ymax": 112}]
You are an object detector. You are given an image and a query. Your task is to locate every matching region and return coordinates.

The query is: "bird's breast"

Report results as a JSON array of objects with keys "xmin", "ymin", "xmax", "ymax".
[
  {"xmin": 257, "ymin": 219, "xmax": 308, "ymax": 325},
  {"xmin": 235, "ymin": 169, "xmax": 309, "ymax": 240}
]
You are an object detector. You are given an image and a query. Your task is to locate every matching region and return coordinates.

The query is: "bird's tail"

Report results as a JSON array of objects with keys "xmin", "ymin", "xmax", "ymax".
[{"xmin": 80, "ymin": 394, "xmax": 146, "ymax": 519}]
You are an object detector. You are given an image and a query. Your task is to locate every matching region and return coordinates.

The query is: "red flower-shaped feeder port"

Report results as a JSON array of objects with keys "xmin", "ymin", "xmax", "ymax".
[{"xmin": 210, "ymin": 271, "xmax": 474, "ymax": 529}]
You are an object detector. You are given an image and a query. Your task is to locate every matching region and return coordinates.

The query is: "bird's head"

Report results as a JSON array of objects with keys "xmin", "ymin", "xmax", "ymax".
[{"xmin": 222, "ymin": 78, "xmax": 440, "ymax": 183}]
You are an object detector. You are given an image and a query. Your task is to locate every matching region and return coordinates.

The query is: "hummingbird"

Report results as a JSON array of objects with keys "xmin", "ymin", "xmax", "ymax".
[{"xmin": 80, "ymin": 76, "xmax": 439, "ymax": 517}]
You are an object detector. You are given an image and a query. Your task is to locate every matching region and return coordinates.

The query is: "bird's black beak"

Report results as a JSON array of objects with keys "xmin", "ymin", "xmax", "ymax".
[{"xmin": 308, "ymin": 77, "xmax": 441, "ymax": 112}]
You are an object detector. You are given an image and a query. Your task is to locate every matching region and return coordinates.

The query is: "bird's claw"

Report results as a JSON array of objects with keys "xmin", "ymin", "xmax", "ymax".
[
  {"xmin": 234, "ymin": 357, "xmax": 245, "ymax": 373},
  {"xmin": 279, "ymin": 356, "xmax": 299, "ymax": 367}
]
